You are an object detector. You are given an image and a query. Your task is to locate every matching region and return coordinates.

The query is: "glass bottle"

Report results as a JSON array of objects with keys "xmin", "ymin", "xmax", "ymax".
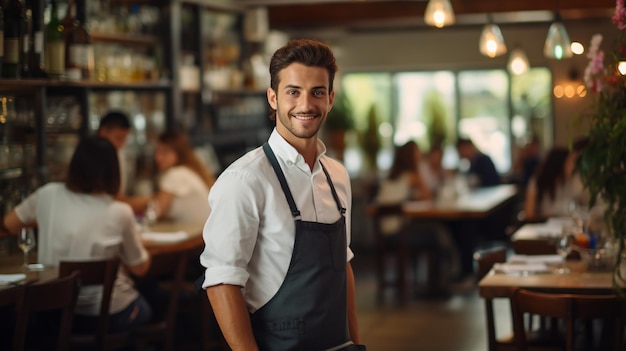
[
  {"xmin": 64, "ymin": 0, "xmax": 93, "ymax": 80},
  {"xmin": 0, "ymin": 6, "xmax": 4, "ymax": 78},
  {"xmin": 27, "ymin": 0, "xmax": 46, "ymax": 78},
  {"xmin": 45, "ymin": 0, "xmax": 64, "ymax": 78},
  {"xmin": 2, "ymin": 0, "xmax": 24, "ymax": 79},
  {"xmin": 20, "ymin": 0, "xmax": 31, "ymax": 78}
]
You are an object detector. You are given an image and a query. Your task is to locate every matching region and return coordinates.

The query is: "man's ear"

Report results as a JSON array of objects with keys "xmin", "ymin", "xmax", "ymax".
[{"xmin": 267, "ymin": 87, "xmax": 277, "ymax": 110}]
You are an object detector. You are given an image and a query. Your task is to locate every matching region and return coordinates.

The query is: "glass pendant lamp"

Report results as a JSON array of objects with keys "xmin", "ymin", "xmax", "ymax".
[
  {"xmin": 424, "ymin": 0, "xmax": 455, "ymax": 28},
  {"xmin": 508, "ymin": 48, "xmax": 530, "ymax": 75},
  {"xmin": 544, "ymin": 13, "xmax": 573, "ymax": 59},
  {"xmin": 479, "ymin": 16, "xmax": 507, "ymax": 58}
]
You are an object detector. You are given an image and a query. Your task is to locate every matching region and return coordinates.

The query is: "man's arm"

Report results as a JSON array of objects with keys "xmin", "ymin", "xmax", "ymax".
[
  {"xmin": 206, "ymin": 284, "xmax": 259, "ymax": 351},
  {"xmin": 346, "ymin": 262, "xmax": 361, "ymax": 344}
]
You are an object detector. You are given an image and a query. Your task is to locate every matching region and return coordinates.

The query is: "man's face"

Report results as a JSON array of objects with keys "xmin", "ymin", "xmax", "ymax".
[
  {"xmin": 267, "ymin": 63, "xmax": 334, "ymax": 145},
  {"xmin": 99, "ymin": 127, "xmax": 130, "ymax": 150}
]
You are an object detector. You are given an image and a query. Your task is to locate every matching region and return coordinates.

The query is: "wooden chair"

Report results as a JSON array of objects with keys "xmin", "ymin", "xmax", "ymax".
[
  {"xmin": 14, "ymin": 271, "xmax": 81, "ymax": 351},
  {"xmin": 511, "ymin": 288, "xmax": 625, "ymax": 351},
  {"xmin": 0, "ymin": 284, "xmax": 25, "ymax": 351},
  {"xmin": 474, "ymin": 246, "xmax": 516, "ymax": 351},
  {"xmin": 367, "ymin": 203, "xmax": 435, "ymax": 302},
  {"xmin": 133, "ymin": 249, "xmax": 189, "ymax": 351},
  {"xmin": 59, "ymin": 258, "xmax": 131, "ymax": 351}
]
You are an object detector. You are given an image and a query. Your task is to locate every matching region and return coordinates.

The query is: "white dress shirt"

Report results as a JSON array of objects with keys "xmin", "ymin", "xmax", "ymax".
[{"xmin": 200, "ymin": 129, "xmax": 353, "ymax": 312}]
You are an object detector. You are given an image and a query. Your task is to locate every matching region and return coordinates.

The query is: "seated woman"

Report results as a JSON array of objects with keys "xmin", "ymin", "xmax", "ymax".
[
  {"xmin": 3, "ymin": 136, "xmax": 152, "ymax": 333},
  {"xmin": 524, "ymin": 147, "xmax": 586, "ymax": 221},
  {"xmin": 125, "ymin": 130, "xmax": 215, "ymax": 224},
  {"xmin": 376, "ymin": 141, "xmax": 457, "ymax": 295}
]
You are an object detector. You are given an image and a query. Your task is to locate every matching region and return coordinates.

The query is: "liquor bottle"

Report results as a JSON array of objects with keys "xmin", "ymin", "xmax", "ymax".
[
  {"xmin": 0, "ymin": 6, "xmax": 4, "ymax": 78},
  {"xmin": 2, "ymin": 0, "xmax": 24, "ymax": 79},
  {"xmin": 20, "ymin": 0, "xmax": 31, "ymax": 77},
  {"xmin": 45, "ymin": 0, "xmax": 64, "ymax": 78},
  {"xmin": 64, "ymin": 0, "xmax": 93, "ymax": 80},
  {"xmin": 27, "ymin": 0, "xmax": 46, "ymax": 78}
]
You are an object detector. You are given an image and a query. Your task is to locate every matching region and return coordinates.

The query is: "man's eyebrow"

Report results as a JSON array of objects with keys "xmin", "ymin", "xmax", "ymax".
[{"xmin": 282, "ymin": 84, "xmax": 328, "ymax": 91}]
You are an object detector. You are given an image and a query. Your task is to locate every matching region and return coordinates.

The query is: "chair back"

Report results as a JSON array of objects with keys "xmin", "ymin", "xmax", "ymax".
[
  {"xmin": 134, "ymin": 249, "xmax": 189, "ymax": 351},
  {"xmin": 511, "ymin": 288, "xmax": 625, "ymax": 351},
  {"xmin": 0, "ymin": 285, "xmax": 25, "ymax": 351},
  {"xmin": 14, "ymin": 271, "xmax": 81, "ymax": 351},
  {"xmin": 473, "ymin": 246, "xmax": 507, "ymax": 281},
  {"xmin": 59, "ymin": 257, "xmax": 120, "ymax": 350}
]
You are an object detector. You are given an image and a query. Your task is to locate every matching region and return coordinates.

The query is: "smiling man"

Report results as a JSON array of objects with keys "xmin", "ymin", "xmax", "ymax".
[{"xmin": 199, "ymin": 39, "xmax": 364, "ymax": 351}]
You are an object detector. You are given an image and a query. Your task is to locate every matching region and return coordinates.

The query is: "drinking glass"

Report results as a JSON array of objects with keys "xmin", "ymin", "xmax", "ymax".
[
  {"xmin": 143, "ymin": 199, "xmax": 159, "ymax": 230},
  {"xmin": 17, "ymin": 227, "xmax": 36, "ymax": 269},
  {"xmin": 555, "ymin": 234, "xmax": 572, "ymax": 274}
]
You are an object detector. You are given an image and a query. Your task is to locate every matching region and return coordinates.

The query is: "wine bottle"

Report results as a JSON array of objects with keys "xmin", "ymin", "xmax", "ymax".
[
  {"xmin": 64, "ymin": 0, "xmax": 93, "ymax": 80},
  {"xmin": 2, "ymin": 0, "xmax": 24, "ymax": 79},
  {"xmin": 20, "ymin": 0, "xmax": 31, "ymax": 78},
  {"xmin": 27, "ymin": 0, "xmax": 46, "ymax": 78},
  {"xmin": 45, "ymin": 0, "xmax": 64, "ymax": 78},
  {"xmin": 0, "ymin": 6, "xmax": 4, "ymax": 78}
]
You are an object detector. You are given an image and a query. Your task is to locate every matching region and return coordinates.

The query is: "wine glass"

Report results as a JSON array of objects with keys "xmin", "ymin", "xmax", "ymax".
[
  {"xmin": 555, "ymin": 234, "xmax": 572, "ymax": 274},
  {"xmin": 17, "ymin": 227, "xmax": 36, "ymax": 269}
]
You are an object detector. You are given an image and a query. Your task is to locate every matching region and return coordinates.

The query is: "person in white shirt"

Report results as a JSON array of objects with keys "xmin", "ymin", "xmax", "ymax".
[
  {"xmin": 199, "ymin": 39, "xmax": 363, "ymax": 351},
  {"xmin": 2, "ymin": 136, "xmax": 152, "ymax": 333},
  {"xmin": 122, "ymin": 130, "xmax": 215, "ymax": 223}
]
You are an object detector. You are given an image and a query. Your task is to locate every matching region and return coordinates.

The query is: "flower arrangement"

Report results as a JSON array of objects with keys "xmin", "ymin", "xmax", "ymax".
[{"xmin": 579, "ymin": 0, "xmax": 626, "ymax": 291}]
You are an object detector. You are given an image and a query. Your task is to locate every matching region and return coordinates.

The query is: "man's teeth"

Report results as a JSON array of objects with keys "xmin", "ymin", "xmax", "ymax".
[{"xmin": 294, "ymin": 115, "xmax": 315, "ymax": 120}]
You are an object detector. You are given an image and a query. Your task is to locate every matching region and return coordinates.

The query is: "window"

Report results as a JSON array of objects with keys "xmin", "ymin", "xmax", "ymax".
[{"xmin": 339, "ymin": 68, "xmax": 552, "ymax": 176}]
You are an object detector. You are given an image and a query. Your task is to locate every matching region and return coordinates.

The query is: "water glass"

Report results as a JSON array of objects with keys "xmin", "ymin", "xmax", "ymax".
[{"xmin": 555, "ymin": 234, "xmax": 572, "ymax": 274}]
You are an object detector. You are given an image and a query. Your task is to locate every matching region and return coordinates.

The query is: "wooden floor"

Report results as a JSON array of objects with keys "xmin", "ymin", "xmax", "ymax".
[
  {"xmin": 350, "ymin": 249, "xmax": 512, "ymax": 351},
  {"xmin": 177, "ymin": 249, "xmax": 514, "ymax": 351}
]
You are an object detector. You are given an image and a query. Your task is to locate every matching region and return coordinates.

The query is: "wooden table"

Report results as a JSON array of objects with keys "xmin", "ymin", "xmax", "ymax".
[
  {"xmin": 0, "ymin": 221, "xmax": 205, "ymax": 287},
  {"xmin": 402, "ymin": 184, "xmax": 518, "ymax": 219},
  {"xmin": 478, "ymin": 260, "xmax": 615, "ymax": 351}
]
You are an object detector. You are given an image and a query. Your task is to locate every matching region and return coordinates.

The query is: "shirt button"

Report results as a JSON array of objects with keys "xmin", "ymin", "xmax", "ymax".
[{"xmin": 287, "ymin": 161, "xmax": 293, "ymax": 165}]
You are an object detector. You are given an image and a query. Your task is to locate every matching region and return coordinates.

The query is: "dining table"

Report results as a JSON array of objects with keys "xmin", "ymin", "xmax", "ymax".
[
  {"xmin": 0, "ymin": 220, "xmax": 205, "ymax": 289},
  {"xmin": 402, "ymin": 184, "xmax": 518, "ymax": 220},
  {"xmin": 478, "ymin": 255, "xmax": 616, "ymax": 351}
]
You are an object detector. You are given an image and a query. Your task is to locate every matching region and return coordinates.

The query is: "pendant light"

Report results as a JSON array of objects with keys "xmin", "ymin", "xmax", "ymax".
[
  {"xmin": 544, "ymin": 13, "xmax": 573, "ymax": 60},
  {"xmin": 508, "ymin": 48, "xmax": 530, "ymax": 75},
  {"xmin": 424, "ymin": 0, "xmax": 455, "ymax": 28},
  {"xmin": 479, "ymin": 15, "xmax": 507, "ymax": 58}
]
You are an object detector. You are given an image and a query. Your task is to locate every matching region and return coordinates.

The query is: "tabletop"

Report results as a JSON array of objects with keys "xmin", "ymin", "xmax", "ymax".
[
  {"xmin": 478, "ymin": 260, "xmax": 615, "ymax": 299},
  {"xmin": 402, "ymin": 184, "xmax": 518, "ymax": 219},
  {"xmin": 0, "ymin": 220, "xmax": 205, "ymax": 289}
]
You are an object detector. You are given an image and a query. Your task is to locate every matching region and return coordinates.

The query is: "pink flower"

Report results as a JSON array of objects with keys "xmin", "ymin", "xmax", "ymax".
[{"xmin": 613, "ymin": 0, "xmax": 626, "ymax": 29}]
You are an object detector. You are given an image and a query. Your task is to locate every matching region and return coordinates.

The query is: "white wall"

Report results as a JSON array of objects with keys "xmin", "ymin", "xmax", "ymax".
[{"xmin": 290, "ymin": 17, "xmax": 619, "ymax": 147}]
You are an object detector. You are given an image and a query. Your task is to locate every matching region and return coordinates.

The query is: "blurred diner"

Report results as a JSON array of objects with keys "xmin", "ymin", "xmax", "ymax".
[
  {"xmin": 2, "ymin": 136, "xmax": 153, "ymax": 333},
  {"xmin": 456, "ymin": 137, "xmax": 501, "ymax": 188},
  {"xmin": 122, "ymin": 130, "xmax": 215, "ymax": 224}
]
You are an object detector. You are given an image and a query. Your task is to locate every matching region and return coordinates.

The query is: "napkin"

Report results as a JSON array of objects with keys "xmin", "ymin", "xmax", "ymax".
[
  {"xmin": 508, "ymin": 254, "xmax": 564, "ymax": 264},
  {"xmin": 141, "ymin": 231, "xmax": 188, "ymax": 243},
  {"xmin": 0, "ymin": 274, "xmax": 26, "ymax": 285},
  {"xmin": 493, "ymin": 262, "xmax": 551, "ymax": 275}
]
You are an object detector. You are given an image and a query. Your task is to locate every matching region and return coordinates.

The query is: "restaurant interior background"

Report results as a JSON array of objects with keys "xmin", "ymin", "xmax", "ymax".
[{"xmin": 0, "ymin": 0, "xmax": 619, "ymax": 248}]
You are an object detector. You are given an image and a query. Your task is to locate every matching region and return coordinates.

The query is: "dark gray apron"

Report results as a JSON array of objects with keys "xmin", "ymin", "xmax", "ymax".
[{"xmin": 251, "ymin": 143, "xmax": 350, "ymax": 351}]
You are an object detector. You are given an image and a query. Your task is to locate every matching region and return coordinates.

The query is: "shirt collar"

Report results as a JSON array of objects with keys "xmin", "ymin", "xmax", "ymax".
[{"xmin": 267, "ymin": 128, "xmax": 328, "ymax": 166}]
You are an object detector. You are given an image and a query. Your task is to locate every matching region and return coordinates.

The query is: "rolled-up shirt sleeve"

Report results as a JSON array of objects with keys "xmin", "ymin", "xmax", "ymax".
[
  {"xmin": 200, "ymin": 168, "xmax": 263, "ymax": 289},
  {"xmin": 14, "ymin": 191, "xmax": 39, "ymax": 224}
]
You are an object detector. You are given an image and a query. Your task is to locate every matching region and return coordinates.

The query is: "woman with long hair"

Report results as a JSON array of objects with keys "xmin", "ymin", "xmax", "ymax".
[
  {"xmin": 128, "ymin": 130, "xmax": 215, "ymax": 224},
  {"xmin": 524, "ymin": 147, "xmax": 585, "ymax": 220}
]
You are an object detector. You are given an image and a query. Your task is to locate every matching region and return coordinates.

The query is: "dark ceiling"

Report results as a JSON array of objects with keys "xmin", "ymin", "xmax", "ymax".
[{"xmin": 237, "ymin": 0, "xmax": 616, "ymax": 31}]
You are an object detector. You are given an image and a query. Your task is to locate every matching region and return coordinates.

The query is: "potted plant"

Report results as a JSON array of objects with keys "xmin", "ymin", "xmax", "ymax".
[{"xmin": 578, "ymin": 0, "xmax": 626, "ymax": 292}]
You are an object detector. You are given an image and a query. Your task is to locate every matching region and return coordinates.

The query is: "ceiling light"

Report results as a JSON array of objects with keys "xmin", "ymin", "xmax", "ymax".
[
  {"xmin": 570, "ymin": 42, "xmax": 584, "ymax": 55},
  {"xmin": 544, "ymin": 13, "xmax": 573, "ymax": 60},
  {"xmin": 508, "ymin": 48, "xmax": 530, "ymax": 75},
  {"xmin": 424, "ymin": 0, "xmax": 455, "ymax": 28},
  {"xmin": 479, "ymin": 16, "xmax": 507, "ymax": 58},
  {"xmin": 618, "ymin": 61, "xmax": 626, "ymax": 75}
]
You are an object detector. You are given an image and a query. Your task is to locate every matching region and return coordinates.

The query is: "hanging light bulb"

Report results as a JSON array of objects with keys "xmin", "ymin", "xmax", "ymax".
[
  {"xmin": 424, "ymin": 0, "xmax": 455, "ymax": 28},
  {"xmin": 544, "ymin": 13, "xmax": 573, "ymax": 60},
  {"xmin": 618, "ymin": 61, "xmax": 626, "ymax": 75},
  {"xmin": 508, "ymin": 48, "xmax": 530, "ymax": 75},
  {"xmin": 479, "ymin": 16, "xmax": 507, "ymax": 58}
]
